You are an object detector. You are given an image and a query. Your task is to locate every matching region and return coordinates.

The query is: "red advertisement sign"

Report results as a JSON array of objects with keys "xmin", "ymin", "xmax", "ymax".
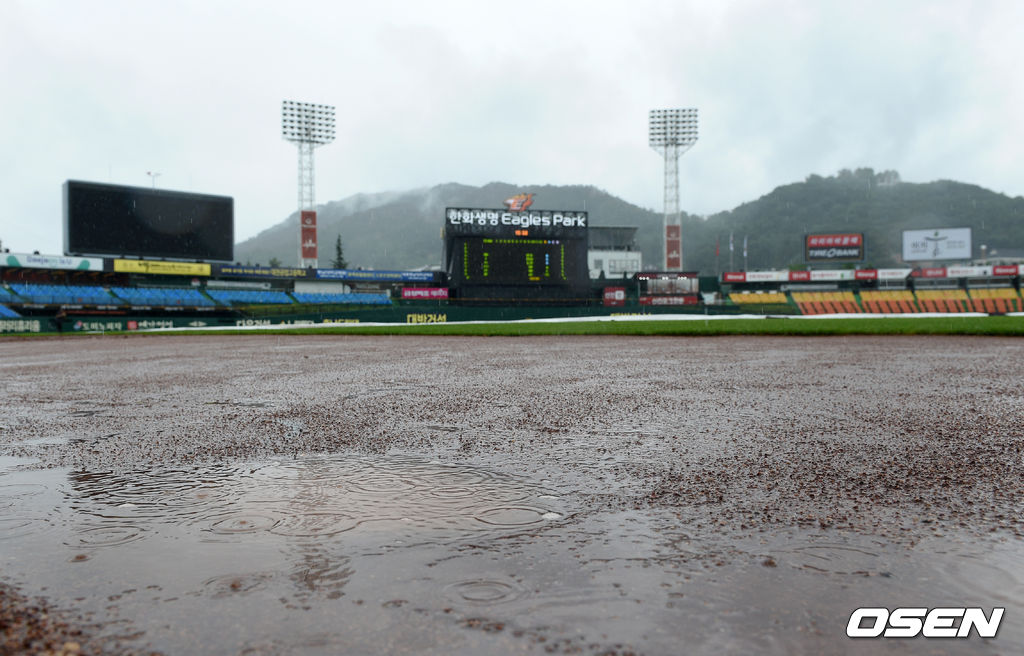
[
  {"xmin": 805, "ymin": 233, "xmax": 864, "ymax": 262},
  {"xmin": 788, "ymin": 270, "xmax": 811, "ymax": 282},
  {"xmin": 722, "ymin": 272, "xmax": 746, "ymax": 283},
  {"xmin": 603, "ymin": 287, "xmax": 626, "ymax": 307},
  {"xmin": 665, "ymin": 225, "xmax": 681, "ymax": 269},
  {"xmin": 915, "ymin": 267, "xmax": 948, "ymax": 278},
  {"xmin": 993, "ymin": 265, "xmax": 1019, "ymax": 276},
  {"xmin": 855, "ymin": 269, "xmax": 878, "ymax": 280},
  {"xmin": 401, "ymin": 287, "xmax": 449, "ymax": 300},
  {"xmin": 300, "ymin": 211, "xmax": 318, "ymax": 260},
  {"xmin": 639, "ymin": 295, "xmax": 698, "ymax": 306}
]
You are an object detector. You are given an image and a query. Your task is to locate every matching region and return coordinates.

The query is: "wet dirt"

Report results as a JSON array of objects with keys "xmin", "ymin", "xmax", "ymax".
[{"xmin": 1, "ymin": 334, "xmax": 1023, "ymax": 654}]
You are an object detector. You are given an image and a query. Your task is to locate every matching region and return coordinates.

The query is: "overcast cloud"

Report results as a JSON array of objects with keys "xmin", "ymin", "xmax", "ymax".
[{"xmin": 1, "ymin": 0, "xmax": 1021, "ymax": 255}]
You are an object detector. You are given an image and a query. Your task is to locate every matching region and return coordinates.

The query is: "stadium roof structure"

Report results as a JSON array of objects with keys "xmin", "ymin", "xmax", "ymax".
[{"xmin": 588, "ymin": 226, "xmax": 639, "ymax": 251}]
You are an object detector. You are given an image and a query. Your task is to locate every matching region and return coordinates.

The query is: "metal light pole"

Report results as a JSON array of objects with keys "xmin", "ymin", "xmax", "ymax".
[
  {"xmin": 282, "ymin": 100, "xmax": 335, "ymax": 268},
  {"xmin": 649, "ymin": 108, "xmax": 698, "ymax": 271},
  {"xmin": 146, "ymin": 171, "xmax": 161, "ymax": 189}
]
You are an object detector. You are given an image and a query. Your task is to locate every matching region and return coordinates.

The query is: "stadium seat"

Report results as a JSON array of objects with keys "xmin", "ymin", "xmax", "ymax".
[
  {"xmin": 915, "ymin": 289, "xmax": 969, "ymax": 313},
  {"xmin": 967, "ymin": 288, "xmax": 1022, "ymax": 314},
  {"xmin": 791, "ymin": 291, "xmax": 861, "ymax": 315},
  {"xmin": 8, "ymin": 283, "xmax": 119, "ymax": 306},
  {"xmin": 110, "ymin": 286, "xmax": 217, "ymax": 307},
  {"xmin": 292, "ymin": 292, "xmax": 392, "ymax": 306},
  {"xmin": 205, "ymin": 289, "xmax": 294, "ymax": 306}
]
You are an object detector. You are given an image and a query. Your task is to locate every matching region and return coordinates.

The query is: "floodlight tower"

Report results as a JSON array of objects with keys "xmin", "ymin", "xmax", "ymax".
[
  {"xmin": 282, "ymin": 100, "xmax": 336, "ymax": 268},
  {"xmin": 649, "ymin": 108, "xmax": 698, "ymax": 271}
]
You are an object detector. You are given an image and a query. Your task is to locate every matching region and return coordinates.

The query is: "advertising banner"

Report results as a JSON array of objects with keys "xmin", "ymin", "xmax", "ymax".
[
  {"xmin": 603, "ymin": 287, "xmax": 626, "ymax": 307},
  {"xmin": 638, "ymin": 295, "xmax": 698, "ymax": 306},
  {"xmin": 994, "ymin": 265, "xmax": 1020, "ymax": 276},
  {"xmin": 946, "ymin": 266, "xmax": 987, "ymax": 278},
  {"xmin": 301, "ymin": 211, "xmax": 318, "ymax": 260},
  {"xmin": 746, "ymin": 271, "xmax": 789, "ymax": 282},
  {"xmin": 722, "ymin": 272, "xmax": 746, "ymax": 283},
  {"xmin": 902, "ymin": 228, "xmax": 971, "ymax": 261},
  {"xmin": 0, "ymin": 318, "xmax": 44, "ymax": 333},
  {"xmin": 317, "ymin": 269, "xmax": 435, "ymax": 282},
  {"xmin": 665, "ymin": 225, "xmax": 681, "ymax": 269},
  {"xmin": 215, "ymin": 264, "xmax": 309, "ymax": 279},
  {"xmin": 113, "ymin": 259, "xmax": 211, "ymax": 276},
  {"xmin": 3, "ymin": 252, "xmax": 103, "ymax": 271},
  {"xmin": 806, "ymin": 233, "xmax": 864, "ymax": 262},
  {"xmin": 401, "ymin": 287, "xmax": 449, "ymax": 300}
]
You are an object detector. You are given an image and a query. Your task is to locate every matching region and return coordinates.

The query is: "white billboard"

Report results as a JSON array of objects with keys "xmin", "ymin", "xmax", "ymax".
[{"xmin": 902, "ymin": 228, "xmax": 972, "ymax": 262}]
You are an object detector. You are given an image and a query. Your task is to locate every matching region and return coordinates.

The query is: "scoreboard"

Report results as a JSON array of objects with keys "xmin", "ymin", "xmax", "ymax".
[
  {"xmin": 64, "ymin": 180, "xmax": 234, "ymax": 262},
  {"xmin": 444, "ymin": 208, "xmax": 589, "ymax": 292},
  {"xmin": 456, "ymin": 237, "xmax": 582, "ymax": 285}
]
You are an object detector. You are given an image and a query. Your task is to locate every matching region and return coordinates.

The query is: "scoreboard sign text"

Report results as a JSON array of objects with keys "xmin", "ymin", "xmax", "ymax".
[{"xmin": 446, "ymin": 208, "xmax": 587, "ymax": 236}]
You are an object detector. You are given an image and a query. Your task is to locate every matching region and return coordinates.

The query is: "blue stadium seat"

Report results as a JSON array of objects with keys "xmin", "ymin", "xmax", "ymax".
[
  {"xmin": 292, "ymin": 292, "xmax": 391, "ymax": 305},
  {"xmin": 9, "ymin": 283, "xmax": 120, "ymax": 305},
  {"xmin": 110, "ymin": 286, "xmax": 217, "ymax": 307},
  {"xmin": 206, "ymin": 289, "xmax": 293, "ymax": 305},
  {"xmin": 0, "ymin": 304, "xmax": 20, "ymax": 318}
]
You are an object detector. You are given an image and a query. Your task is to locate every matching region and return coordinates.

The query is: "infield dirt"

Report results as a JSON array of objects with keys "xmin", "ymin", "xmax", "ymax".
[{"xmin": 1, "ymin": 334, "xmax": 1022, "ymax": 654}]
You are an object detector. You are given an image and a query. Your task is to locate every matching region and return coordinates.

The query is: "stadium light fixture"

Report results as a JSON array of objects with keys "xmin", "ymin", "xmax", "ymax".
[
  {"xmin": 282, "ymin": 100, "xmax": 336, "ymax": 268},
  {"xmin": 649, "ymin": 108, "xmax": 698, "ymax": 271}
]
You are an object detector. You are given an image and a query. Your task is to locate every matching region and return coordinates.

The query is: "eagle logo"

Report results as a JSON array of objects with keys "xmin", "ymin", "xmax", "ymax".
[{"xmin": 503, "ymin": 193, "xmax": 534, "ymax": 212}]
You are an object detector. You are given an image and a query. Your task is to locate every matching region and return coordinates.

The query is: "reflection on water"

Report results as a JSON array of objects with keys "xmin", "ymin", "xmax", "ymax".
[
  {"xmin": 64, "ymin": 455, "xmax": 562, "ymax": 544},
  {"xmin": 1, "ymin": 455, "xmax": 1022, "ymax": 655},
  {"xmin": 0, "ymin": 455, "xmax": 572, "ymax": 654}
]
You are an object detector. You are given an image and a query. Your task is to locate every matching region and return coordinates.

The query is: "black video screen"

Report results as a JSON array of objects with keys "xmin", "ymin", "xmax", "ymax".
[
  {"xmin": 452, "ymin": 236, "xmax": 585, "ymax": 286},
  {"xmin": 64, "ymin": 180, "xmax": 234, "ymax": 261}
]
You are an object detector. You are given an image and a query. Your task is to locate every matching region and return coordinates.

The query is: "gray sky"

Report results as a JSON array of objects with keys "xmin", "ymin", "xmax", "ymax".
[{"xmin": 2, "ymin": 0, "xmax": 1022, "ymax": 255}]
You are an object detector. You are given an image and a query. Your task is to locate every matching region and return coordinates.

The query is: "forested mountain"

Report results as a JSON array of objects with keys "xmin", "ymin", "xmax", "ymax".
[{"xmin": 234, "ymin": 170, "xmax": 1024, "ymax": 272}]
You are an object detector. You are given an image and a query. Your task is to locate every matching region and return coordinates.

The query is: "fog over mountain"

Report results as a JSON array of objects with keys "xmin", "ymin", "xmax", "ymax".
[{"xmin": 235, "ymin": 171, "xmax": 1024, "ymax": 273}]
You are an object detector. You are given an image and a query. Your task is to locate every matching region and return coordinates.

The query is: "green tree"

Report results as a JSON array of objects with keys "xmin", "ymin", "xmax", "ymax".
[
  {"xmin": 332, "ymin": 234, "xmax": 348, "ymax": 269},
  {"xmin": 268, "ymin": 257, "xmax": 281, "ymax": 267}
]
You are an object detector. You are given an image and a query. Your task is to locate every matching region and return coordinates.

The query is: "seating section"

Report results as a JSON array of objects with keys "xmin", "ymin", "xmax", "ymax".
[
  {"xmin": 968, "ymin": 288, "xmax": 1022, "ymax": 314},
  {"xmin": 859, "ymin": 290, "xmax": 919, "ymax": 314},
  {"xmin": 205, "ymin": 289, "xmax": 294, "ymax": 306},
  {"xmin": 8, "ymin": 283, "xmax": 121, "ymax": 305},
  {"xmin": 914, "ymin": 289, "xmax": 970, "ymax": 313},
  {"xmin": 786, "ymin": 288, "xmax": 1021, "ymax": 315},
  {"xmin": 291, "ymin": 292, "xmax": 392, "ymax": 306},
  {"xmin": 729, "ymin": 292, "xmax": 789, "ymax": 305},
  {"xmin": 110, "ymin": 286, "xmax": 217, "ymax": 307},
  {"xmin": 0, "ymin": 304, "xmax": 20, "ymax": 318},
  {"xmin": 0, "ymin": 286, "xmax": 20, "ymax": 303},
  {"xmin": 0, "ymin": 284, "xmax": 393, "ymax": 308},
  {"xmin": 792, "ymin": 291, "xmax": 861, "ymax": 315}
]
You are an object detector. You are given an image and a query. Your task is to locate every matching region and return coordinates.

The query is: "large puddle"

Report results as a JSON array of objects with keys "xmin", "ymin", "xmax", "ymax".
[{"xmin": 2, "ymin": 454, "xmax": 1023, "ymax": 654}]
